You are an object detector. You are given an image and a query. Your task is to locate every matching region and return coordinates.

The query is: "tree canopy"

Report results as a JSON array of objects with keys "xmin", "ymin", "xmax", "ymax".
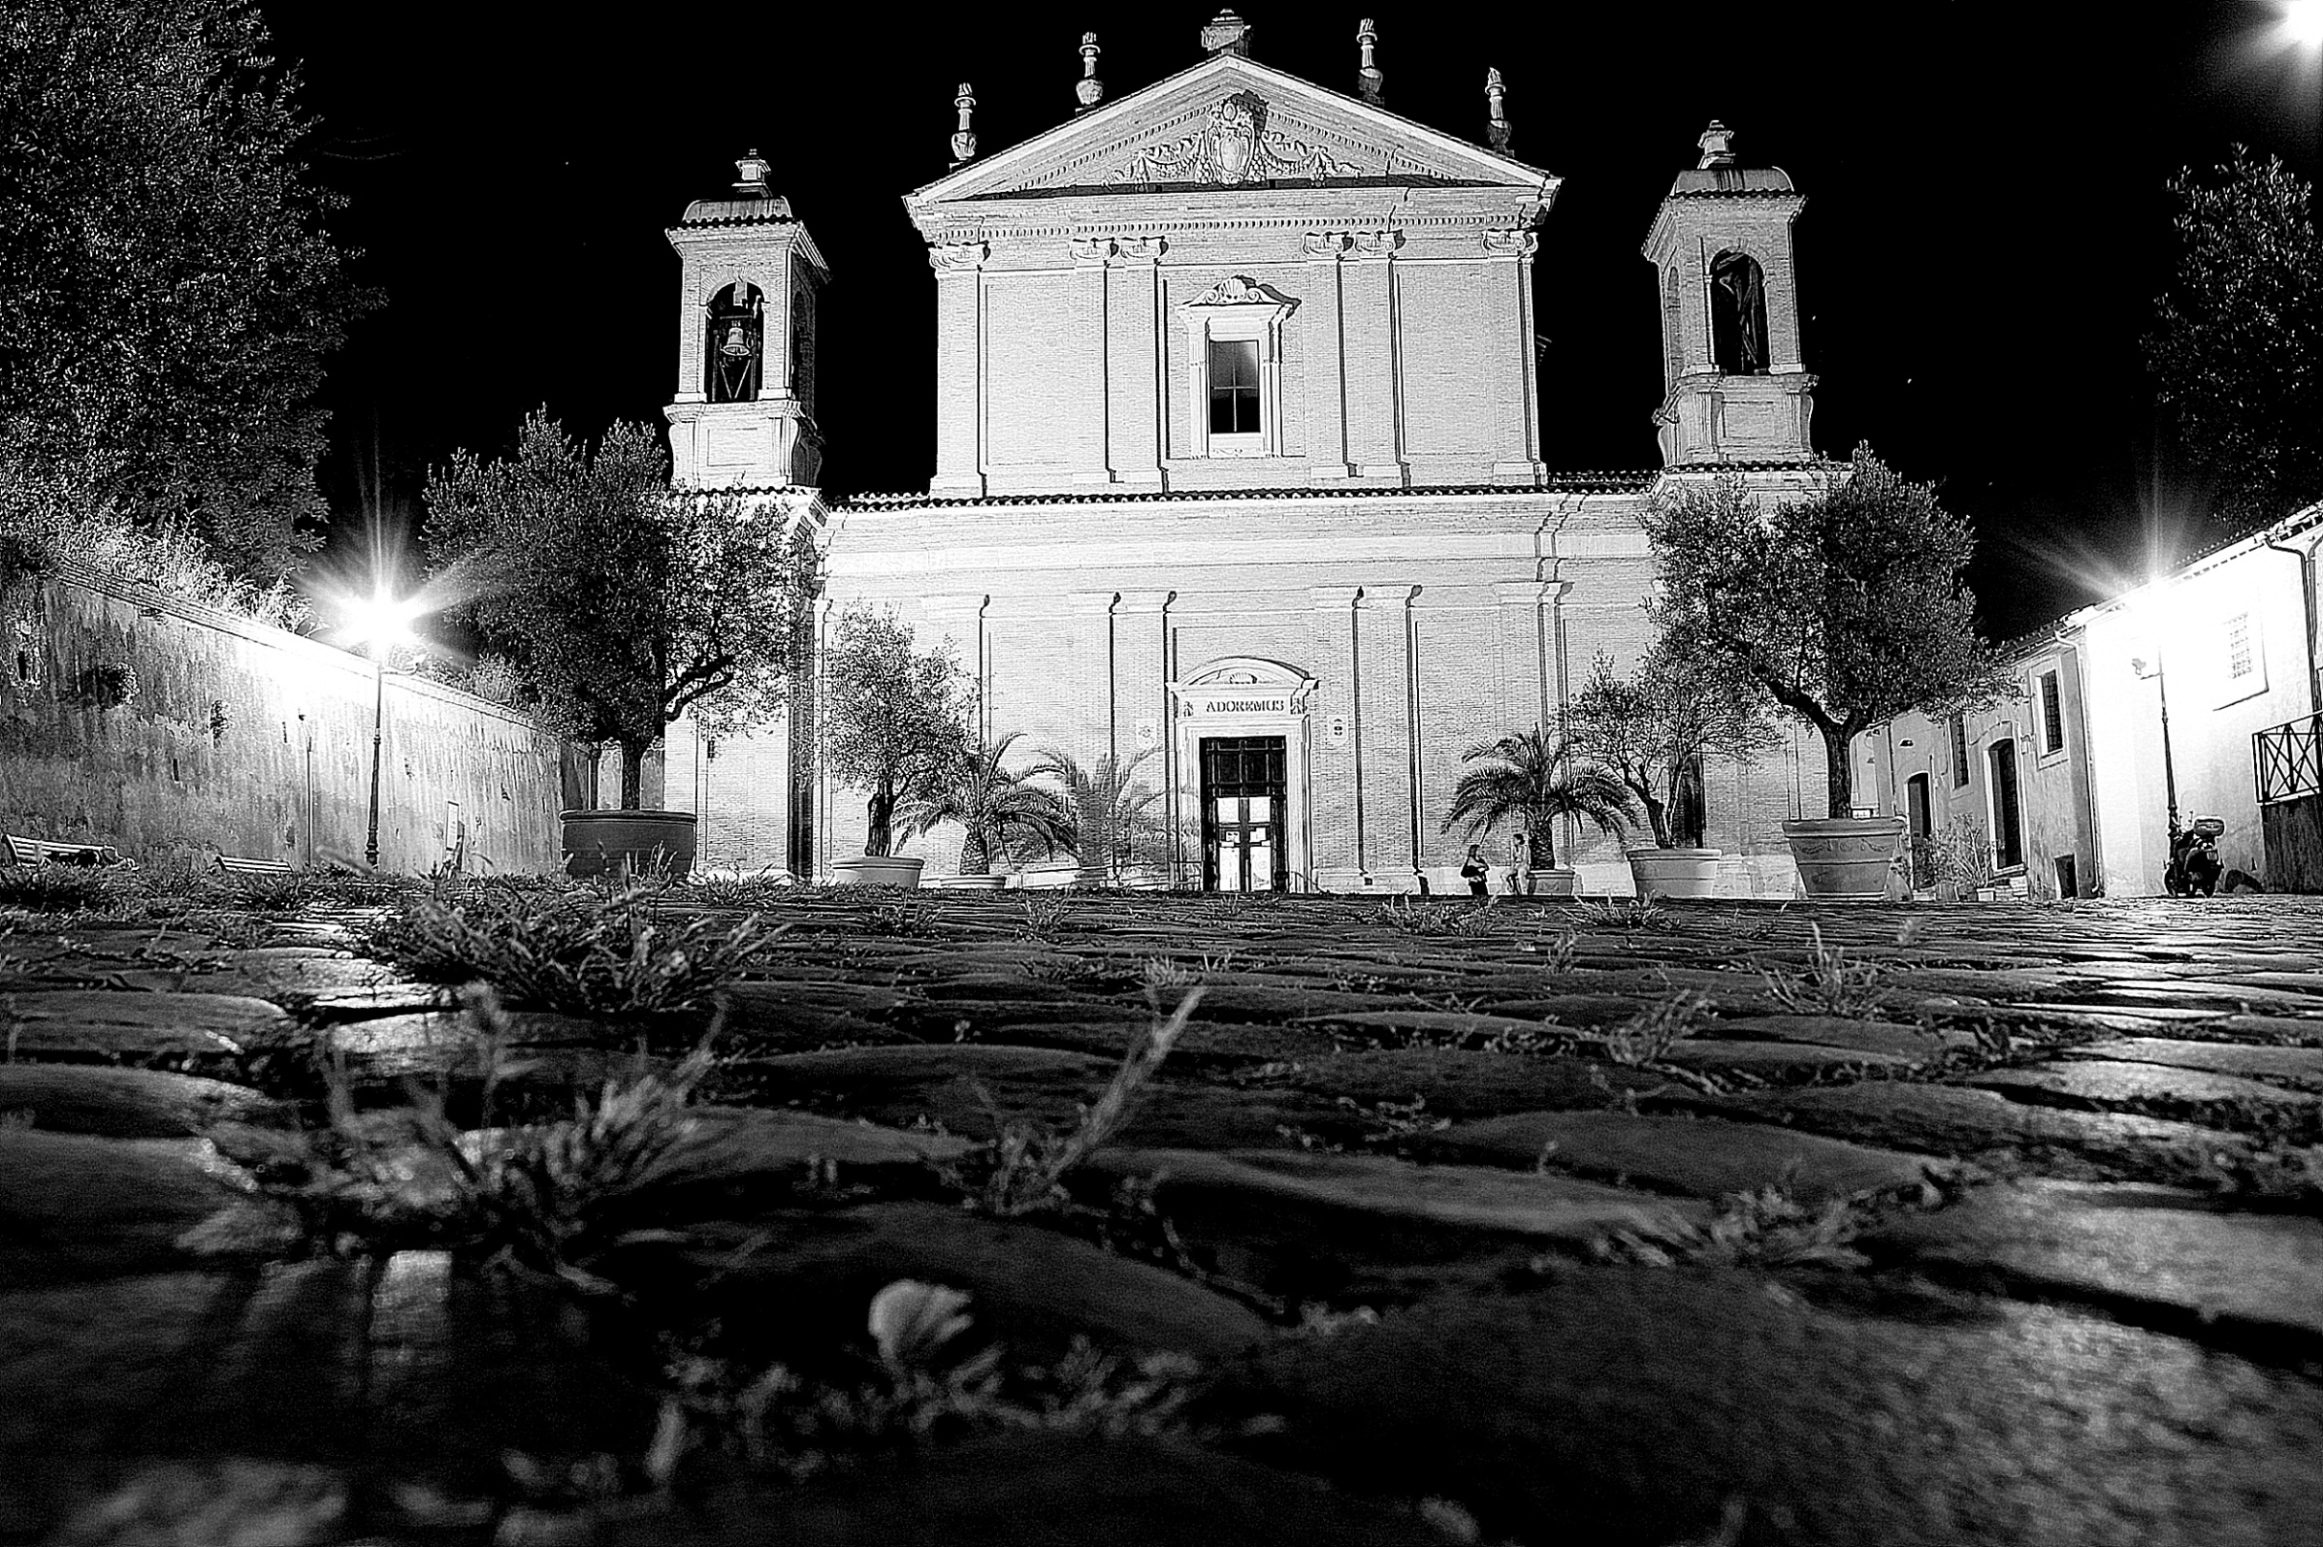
[
  {"xmin": 0, "ymin": 0, "xmax": 373, "ymax": 583},
  {"xmin": 822, "ymin": 605, "xmax": 974, "ymax": 856},
  {"xmin": 1569, "ymin": 645, "xmax": 1776, "ymax": 849},
  {"xmin": 1642, "ymin": 451, "xmax": 2010, "ymax": 818},
  {"xmin": 2145, "ymin": 148, "xmax": 2323, "ymax": 537},
  {"xmin": 424, "ymin": 411, "xmax": 817, "ymax": 807}
]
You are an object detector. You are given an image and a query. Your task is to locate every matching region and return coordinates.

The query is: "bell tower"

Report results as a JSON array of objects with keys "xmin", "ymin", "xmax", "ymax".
[
  {"xmin": 664, "ymin": 150, "xmax": 830, "ymax": 489},
  {"xmin": 1640, "ymin": 122, "xmax": 1815, "ymax": 466}
]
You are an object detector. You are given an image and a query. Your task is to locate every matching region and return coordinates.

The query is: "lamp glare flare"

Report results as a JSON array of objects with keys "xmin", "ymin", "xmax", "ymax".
[
  {"xmin": 345, "ymin": 588, "xmax": 422, "ymax": 656},
  {"xmin": 2283, "ymin": 0, "xmax": 2323, "ymax": 50}
]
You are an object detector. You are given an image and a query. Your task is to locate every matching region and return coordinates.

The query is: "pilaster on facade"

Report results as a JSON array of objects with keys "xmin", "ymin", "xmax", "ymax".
[
  {"xmin": 1340, "ymin": 229, "xmax": 1408, "ymax": 486},
  {"xmin": 1104, "ymin": 236, "xmax": 1168, "ymax": 489},
  {"xmin": 928, "ymin": 241, "xmax": 990, "ymax": 499}
]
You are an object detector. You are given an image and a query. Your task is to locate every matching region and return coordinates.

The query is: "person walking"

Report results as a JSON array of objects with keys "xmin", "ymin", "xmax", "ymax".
[
  {"xmin": 1460, "ymin": 842, "xmax": 1490, "ymax": 897},
  {"xmin": 1508, "ymin": 826, "xmax": 1532, "ymax": 895}
]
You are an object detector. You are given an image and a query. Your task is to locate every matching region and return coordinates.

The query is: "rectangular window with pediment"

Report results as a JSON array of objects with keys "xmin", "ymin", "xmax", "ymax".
[{"xmin": 1181, "ymin": 277, "xmax": 1294, "ymax": 460}]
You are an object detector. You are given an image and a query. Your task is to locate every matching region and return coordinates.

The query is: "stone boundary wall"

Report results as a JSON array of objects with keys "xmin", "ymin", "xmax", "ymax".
[{"xmin": 0, "ymin": 563, "xmax": 564, "ymax": 874}]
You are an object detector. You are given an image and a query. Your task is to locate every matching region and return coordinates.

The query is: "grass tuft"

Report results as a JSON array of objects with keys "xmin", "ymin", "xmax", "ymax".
[
  {"xmin": 1758, "ymin": 924, "xmax": 1886, "ymax": 1017},
  {"xmin": 362, "ymin": 883, "xmax": 778, "ymax": 1014},
  {"xmin": 1568, "ymin": 897, "xmax": 1674, "ymax": 932},
  {"xmin": 213, "ymin": 986, "xmax": 719, "ymax": 1283},
  {"xmin": 953, "ymin": 988, "xmax": 1204, "ymax": 1216},
  {"xmin": 1374, "ymin": 896, "xmax": 1496, "ymax": 936},
  {"xmin": 1601, "ymin": 989, "xmax": 1714, "ymax": 1066}
]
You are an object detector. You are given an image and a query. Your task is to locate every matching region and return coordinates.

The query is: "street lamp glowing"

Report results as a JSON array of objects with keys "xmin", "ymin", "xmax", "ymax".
[
  {"xmin": 345, "ymin": 588, "xmax": 420, "ymax": 656},
  {"xmin": 346, "ymin": 585, "xmax": 422, "ymax": 870},
  {"xmin": 2281, "ymin": 0, "xmax": 2323, "ymax": 51}
]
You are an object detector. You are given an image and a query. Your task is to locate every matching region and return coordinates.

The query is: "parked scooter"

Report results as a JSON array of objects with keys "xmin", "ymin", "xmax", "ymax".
[{"xmin": 2163, "ymin": 816, "xmax": 2226, "ymax": 897}]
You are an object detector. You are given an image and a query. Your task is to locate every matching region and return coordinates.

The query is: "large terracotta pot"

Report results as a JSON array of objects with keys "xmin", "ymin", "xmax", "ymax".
[
  {"xmin": 562, "ymin": 809, "xmax": 697, "ymax": 880},
  {"xmin": 1528, "ymin": 867, "xmax": 1580, "ymax": 899},
  {"xmin": 1628, "ymin": 847, "xmax": 1721, "ymax": 900},
  {"xmin": 831, "ymin": 855, "xmax": 926, "ymax": 888},
  {"xmin": 1782, "ymin": 817, "xmax": 1906, "ymax": 902}
]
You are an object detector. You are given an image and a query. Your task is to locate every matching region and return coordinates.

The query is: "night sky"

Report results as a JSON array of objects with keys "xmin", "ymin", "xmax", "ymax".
[{"xmin": 258, "ymin": 1, "xmax": 2323, "ymax": 639}]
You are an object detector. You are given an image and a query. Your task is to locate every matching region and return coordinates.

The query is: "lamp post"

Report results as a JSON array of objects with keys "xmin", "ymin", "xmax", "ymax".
[{"xmin": 346, "ymin": 588, "xmax": 419, "ymax": 870}]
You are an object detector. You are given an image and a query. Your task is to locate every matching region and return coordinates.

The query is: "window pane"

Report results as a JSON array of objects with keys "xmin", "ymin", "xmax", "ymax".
[
  {"xmin": 1207, "ymin": 338, "xmax": 1262, "ymax": 438},
  {"xmin": 1211, "ymin": 338, "xmax": 1258, "ymax": 387}
]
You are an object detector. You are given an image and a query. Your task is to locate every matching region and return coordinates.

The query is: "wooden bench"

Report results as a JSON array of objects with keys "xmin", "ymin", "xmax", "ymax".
[
  {"xmin": 1, "ymin": 834, "xmax": 122, "ymax": 867},
  {"xmin": 215, "ymin": 854, "xmax": 297, "ymax": 877}
]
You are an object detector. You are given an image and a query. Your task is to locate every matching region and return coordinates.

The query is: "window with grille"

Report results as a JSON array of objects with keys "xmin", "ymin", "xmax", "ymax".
[
  {"xmin": 2038, "ymin": 670, "xmax": 2064, "ymax": 755},
  {"xmin": 2227, "ymin": 613, "xmax": 2254, "ymax": 680},
  {"xmin": 1949, "ymin": 714, "xmax": 1969, "ymax": 787}
]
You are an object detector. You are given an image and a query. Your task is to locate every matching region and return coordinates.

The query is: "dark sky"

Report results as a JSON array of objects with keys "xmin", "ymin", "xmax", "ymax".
[{"xmin": 259, "ymin": 1, "xmax": 2323, "ymax": 638}]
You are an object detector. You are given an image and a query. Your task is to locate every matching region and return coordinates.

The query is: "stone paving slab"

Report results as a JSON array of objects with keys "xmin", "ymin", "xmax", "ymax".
[
  {"xmin": 1864, "ymin": 1179, "xmax": 2323, "ymax": 1353},
  {"xmin": 633, "ymin": 1201, "xmax": 1272, "ymax": 1369},
  {"xmin": 1714, "ymin": 1081, "xmax": 2245, "ymax": 1181},
  {"xmin": 595, "ymin": 1432, "xmax": 1459, "ymax": 1547},
  {"xmin": 2066, "ymin": 1036, "xmax": 2323, "ymax": 1087},
  {"xmin": 1704, "ymin": 1013, "xmax": 1965, "ymax": 1058},
  {"xmin": 1093, "ymin": 1147, "xmax": 1706, "ymax": 1250},
  {"xmin": 1266, "ymin": 1048, "xmax": 1668, "ymax": 1117},
  {"xmin": 1429, "ymin": 1110, "xmax": 1942, "ymax": 1202},
  {"xmin": 0, "ymin": 1064, "xmax": 288, "ymax": 1138},
  {"xmin": 1235, "ymin": 1272, "xmax": 2323, "ymax": 1547},
  {"xmin": 0, "ymin": 990, "xmax": 290, "ymax": 1061},
  {"xmin": 0, "ymin": 1131, "xmax": 255, "ymax": 1288},
  {"xmin": 1964, "ymin": 1058, "xmax": 2323, "ymax": 1116},
  {"xmin": 1654, "ymin": 1039, "xmax": 1918, "ymax": 1074}
]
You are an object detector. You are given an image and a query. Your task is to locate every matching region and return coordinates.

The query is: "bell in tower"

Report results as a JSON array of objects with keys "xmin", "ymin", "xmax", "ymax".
[
  {"xmin": 663, "ymin": 150, "xmax": 830, "ymax": 490},
  {"xmin": 1640, "ymin": 122, "xmax": 1816, "ymax": 467}
]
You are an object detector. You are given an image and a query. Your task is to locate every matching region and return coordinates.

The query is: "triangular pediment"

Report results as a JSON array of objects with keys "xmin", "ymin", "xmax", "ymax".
[{"xmin": 908, "ymin": 53, "xmax": 1553, "ymax": 211}]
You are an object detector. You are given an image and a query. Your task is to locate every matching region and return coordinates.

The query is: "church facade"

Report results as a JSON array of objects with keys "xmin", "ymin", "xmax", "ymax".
[{"xmin": 663, "ymin": 13, "xmax": 1840, "ymax": 895}]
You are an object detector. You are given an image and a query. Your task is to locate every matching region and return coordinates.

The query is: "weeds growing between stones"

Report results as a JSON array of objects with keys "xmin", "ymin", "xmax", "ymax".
[
  {"xmin": 1568, "ymin": 897, "xmax": 1675, "ymax": 932},
  {"xmin": 1758, "ymin": 924, "xmax": 1887, "ymax": 1017},
  {"xmin": 1602, "ymin": 989, "xmax": 1715, "ymax": 1066},
  {"xmin": 211, "ymin": 986, "xmax": 720, "ymax": 1285},
  {"xmin": 1374, "ymin": 896, "xmax": 1495, "ymax": 936},
  {"xmin": 661, "ymin": 1279, "xmax": 1205, "ymax": 1485},
  {"xmin": 1588, "ymin": 1181, "xmax": 1871, "ymax": 1271},
  {"xmin": 363, "ymin": 883, "xmax": 779, "ymax": 1014},
  {"xmin": 951, "ymin": 987, "xmax": 1205, "ymax": 1216}
]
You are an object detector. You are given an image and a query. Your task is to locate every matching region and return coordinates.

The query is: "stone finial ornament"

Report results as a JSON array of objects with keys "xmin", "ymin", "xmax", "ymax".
[
  {"xmin": 1077, "ymin": 32, "xmax": 1104, "ymax": 111},
  {"xmin": 1357, "ymin": 19, "xmax": 1384, "ymax": 105},
  {"xmin": 1201, "ymin": 9, "xmax": 1252, "ymax": 57},
  {"xmin": 951, "ymin": 83, "xmax": 978, "ymax": 166},
  {"xmin": 732, "ymin": 148, "xmax": 771, "ymax": 195},
  {"xmin": 1485, "ymin": 67, "xmax": 1512, "ymax": 153},
  {"xmin": 1696, "ymin": 120, "xmax": 1738, "ymax": 168}
]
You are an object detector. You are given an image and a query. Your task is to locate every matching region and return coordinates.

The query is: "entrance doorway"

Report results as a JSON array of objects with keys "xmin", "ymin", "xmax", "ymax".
[
  {"xmin": 1987, "ymin": 739, "xmax": 2024, "ymax": 871},
  {"xmin": 1905, "ymin": 772, "xmax": 1932, "ymax": 885},
  {"xmin": 1200, "ymin": 735, "xmax": 1286, "ymax": 892}
]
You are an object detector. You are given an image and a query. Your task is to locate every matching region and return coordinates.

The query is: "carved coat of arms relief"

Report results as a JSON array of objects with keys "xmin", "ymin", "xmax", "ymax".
[{"xmin": 1113, "ymin": 92, "xmax": 1364, "ymax": 186}]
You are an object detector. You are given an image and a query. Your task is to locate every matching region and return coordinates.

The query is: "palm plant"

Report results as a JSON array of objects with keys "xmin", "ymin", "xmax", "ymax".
[
  {"xmin": 894, "ymin": 731, "xmax": 1077, "ymax": 876},
  {"xmin": 1440, "ymin": 728, "xmax": 1637, "ymax": 869},
  {"xmin": 1029, "ymin": 746, "xmax": 1164, "ymax": 885}
]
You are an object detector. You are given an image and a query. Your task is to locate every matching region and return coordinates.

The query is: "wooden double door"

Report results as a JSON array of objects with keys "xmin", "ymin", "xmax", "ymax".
[{"xmin": 1199, "ymin": 735, "xmax": 1287, "ymax": 892}]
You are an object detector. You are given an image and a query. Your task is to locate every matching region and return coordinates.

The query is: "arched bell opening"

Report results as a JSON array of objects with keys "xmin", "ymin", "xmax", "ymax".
[{"xmin": 706, "ymin": 282, "xmax": 765, "ymax": 403}]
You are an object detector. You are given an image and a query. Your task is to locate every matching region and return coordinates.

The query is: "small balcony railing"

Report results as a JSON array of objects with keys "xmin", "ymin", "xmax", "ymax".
[{"xmin": 2255, "ymin": 712, "xmax": 2323, "ymax": 805}]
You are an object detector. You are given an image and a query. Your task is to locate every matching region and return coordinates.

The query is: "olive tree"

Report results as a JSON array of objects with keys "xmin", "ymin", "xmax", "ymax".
[
  {"xmin": 424, "ymin": 411, "xmax": 816, "ymax": 807},
  {"xmin": 1642, "ymin": 449, "xmax": 2011, "ymax": 820},
  {"xmin": 821, "ymin": 605, "xmax": 974, "ymax": 857}
]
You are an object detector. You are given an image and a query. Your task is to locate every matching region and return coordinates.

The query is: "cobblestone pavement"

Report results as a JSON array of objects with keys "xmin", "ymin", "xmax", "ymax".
[{"xmin": 4, "ymin": 887, "xmax": 2321, "ymax": 1545}]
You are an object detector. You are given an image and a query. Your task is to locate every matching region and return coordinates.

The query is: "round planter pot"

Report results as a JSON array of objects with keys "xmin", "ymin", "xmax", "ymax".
[
  {"xmin": 930, "ymin": 872, "xmax": 1007, "ymax": 891},
  {"xmin": 1782, "ymin": 817, "xmax": 1906, "ymax": 902},
  {"xmin": 831, "ymin": 855, "xmax": 925, "ymax": 888},
  {"xmin": 1528, "ymin": 867, "xmax": 1580, "ymax": 899},
  {"xmin": 1628, "ymin": 847, "xmax": 1722, "ymax": 900},
  {"xmin": 561, "ymin": 809, "xmax": 697, "ymax": 881}
]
